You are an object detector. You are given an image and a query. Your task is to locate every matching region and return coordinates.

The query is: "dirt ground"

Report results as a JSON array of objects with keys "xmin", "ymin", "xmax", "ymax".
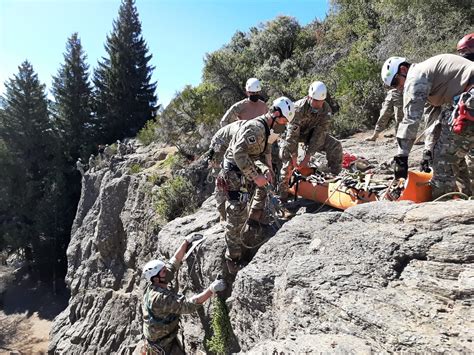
[
  {"xmin": 0, "ymin": 310, "xmax": 51, "ymax": 354},
  {"xmin": 0, "ymin": 270, "xmax": 69, "ymax": 355}
]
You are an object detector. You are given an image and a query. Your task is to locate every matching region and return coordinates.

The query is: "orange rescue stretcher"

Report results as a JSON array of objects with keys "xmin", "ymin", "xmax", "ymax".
[{"xmin": 288, "ymin": 167, "xmax": 433, "ymax": 210}]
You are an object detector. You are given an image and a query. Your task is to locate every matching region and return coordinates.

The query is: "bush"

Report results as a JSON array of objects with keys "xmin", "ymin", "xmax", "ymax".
[
  {"xmin": 206, "ymin": 297, "xmax": 232, "ymax": 354},
  {"xmin": 154, "ymin": 176, "xmax": 197, "ymax": 221},
  {"xmin": 129, "ymin": 163, "xmax": 141, "ymax": 174},
  {"xmin": 137, "ymin": 119, "xmax": 157, "ymax": 146}
]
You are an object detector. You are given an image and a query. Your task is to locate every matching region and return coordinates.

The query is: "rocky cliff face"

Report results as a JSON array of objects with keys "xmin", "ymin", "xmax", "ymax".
[{"xmin": 49, "ymin": 137, "xmax": 473, "ymax": 354}]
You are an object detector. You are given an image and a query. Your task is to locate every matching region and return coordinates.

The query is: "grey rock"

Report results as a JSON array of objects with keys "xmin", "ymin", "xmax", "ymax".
[{"xmin": 50, "ymin": 137, "xmax": 474, "ymax": 354}]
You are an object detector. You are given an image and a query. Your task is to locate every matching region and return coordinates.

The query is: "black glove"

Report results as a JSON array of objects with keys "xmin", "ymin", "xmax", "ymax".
[
  {"xmin": 392, "ymin": 155, "xmax": 408, "ymax": 180},
  {"xmin": 419, "ymin": 150, "xmax": 432, "ymax": 173}
]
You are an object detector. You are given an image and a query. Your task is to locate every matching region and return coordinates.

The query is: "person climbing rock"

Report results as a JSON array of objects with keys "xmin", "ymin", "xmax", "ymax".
[
  {"xmin": 76, "ymin": 158, "xmax": 85, "ymax": 176},
  {"xmin": 117, "ymin": 139, "xmax": 127, "ymax": 157},
  {"xmin": 207, "ymin": 120, "xmax": 247, "ymax": 222},
  {"xmin": 134, "ymin": 234, "xmax": 226, "ymax": 355},
  {"xmin": 221, "ymin": 96, "xmax": 295, "ymax": 274},
  {"xmin": 219, "ymin": 78, "xmax": 268, "ymax": 127},
  {"xmin": 381, "ymin": 54, "xmax": 473, "ymax": 198},
  {"xmin": 278, "ymin": 81, "xmax": 343, "ymax": 202},
  {"xmin": 88, "ymin": 154, "xmax": 96, "ymax": 173},
  {"xmin": 366, "ymin": 88, "xmax": 404, "ymax": 141}
]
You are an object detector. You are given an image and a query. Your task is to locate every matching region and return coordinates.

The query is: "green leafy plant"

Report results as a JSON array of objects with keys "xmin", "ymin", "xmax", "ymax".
[
  {"xmin": 206, "ymin": 297, "xmax": 232, "ymax": 355},
  {"xmin": 129, "ymin": 163, "xmax": 141, "ymax": 174},
  {"xmin": 154, "ymin": 176, "xmax": 197, "ymax": 221},
  {"xmin": 137, "ymin": 119, "xmax": 157, "ymax": 146}
]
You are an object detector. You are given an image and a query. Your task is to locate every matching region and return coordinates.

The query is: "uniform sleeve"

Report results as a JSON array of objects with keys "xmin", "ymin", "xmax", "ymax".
[
  {"xmin": 232, "ymin": 127, "xmax": 260, "ymax": 180},
  {"xmin": 151, "ymin": 289, "xmax": 202, "ymax": 316},
  {"xmin": 375, "ymin": 92, "xmax": 395, "ymax": 132},
  {"xmin": 306, "ymin": 113, "xmax": 331, "ymax": 156},
  {"xmin": 284, "ymin": 114, "xmax": 302, "ymax": 156},
  {"xmin": 220, "ymin": 102, "xmax": 241, "ymax": 127},
  {"xmin": 396, "ymin": 72, "xmax": 432, "ymax": 156},
  {"xmin": 209, "ymin": 132, "xmax": 226, "ymax": 164}
]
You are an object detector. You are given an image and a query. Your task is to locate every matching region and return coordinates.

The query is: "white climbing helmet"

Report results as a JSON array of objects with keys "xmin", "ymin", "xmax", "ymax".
[
  {"xmin": 381, "ymin": 56, "xmax": 406, "ymax": 86},
  {"xmin": 245, "ymin": 78, "xmax": 262, "ymax": 92},
  {"xmin": 272, "ymin": 96, "xmax": 295, "ymax": 121},
  {"xmin": 308, "ymin": 81, "xmax": 327, "ymax": 100},
  {"xmin": 143, "ymin": 259, "xmax": 165, "ymax": 281}
]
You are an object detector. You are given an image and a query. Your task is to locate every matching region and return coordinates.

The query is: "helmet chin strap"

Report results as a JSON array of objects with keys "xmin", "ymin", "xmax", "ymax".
[{"xmin": 270, "ymin": 115, "xmax": 276, "ymax": 130}]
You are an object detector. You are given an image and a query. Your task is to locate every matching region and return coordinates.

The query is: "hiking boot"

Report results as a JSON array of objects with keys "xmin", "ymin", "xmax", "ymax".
[
  {"xmin": 280, "ymin": 207, "xmax": 296, "ymax": 220},
  {"xmin": 225, "ymin": 258, "xmax": 240, "ymax": 275},
  {"xmin": 365, "ymin": 132, "xmax": 379, "ymax": 142}
]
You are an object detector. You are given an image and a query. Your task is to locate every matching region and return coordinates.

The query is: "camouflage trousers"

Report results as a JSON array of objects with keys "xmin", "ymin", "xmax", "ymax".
[
  {"xmin": 278, "ymin": 134, "xmax": 343, "ymax": 199},
  {"xmin": 220, "ymin": 168, "xmax": 267, "ymax": 261},
  {"xmin": 432, "ymin": 117, "xmax": 474, "ymax": 198}
]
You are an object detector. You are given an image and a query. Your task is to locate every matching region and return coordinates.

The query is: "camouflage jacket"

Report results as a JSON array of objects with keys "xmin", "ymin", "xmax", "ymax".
[
  {"xmin": 282, "ymin": 98, "xmax": 332, "ymax": 158},
  {"xmin": 380, "ymin": 88, "xmax": 403, "ymax": 120},
  {"xmin": 224, "ymin": 115, "xmax": 271, "ymax": 180},
  {"xmin": 397, "ymin": 54, "xmax": 473, "ymax": 155},
  {"xmin": 220, "ymin": 98, "xmax": 268, "ymax": 127},
  {"xmin": 209, "ymin": 120, "xmax": 246, "ymax": 165},
  {"xmin": 141, "ymin": 258, "xmax": 201, "ymax": 345}
]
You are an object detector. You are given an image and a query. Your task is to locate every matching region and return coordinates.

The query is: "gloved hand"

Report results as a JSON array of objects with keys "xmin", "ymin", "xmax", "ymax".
[
  {"xmin": 253, "ymin": 174, "xmax": 268, "ymax": 187},
  {"xmin": 392, "ymin": 155, "xmax": 408, "ymax": 179},
  {"xmin": 209, "ymin": 279, "xmax": 226, "ymax": 294},
  {"xmin": 419, "ymin": 150, "xmax": 432, "ymax": 173},
  {"xmin": 185, "ymin": 233, "xmax": 204, "ymax": 244}
]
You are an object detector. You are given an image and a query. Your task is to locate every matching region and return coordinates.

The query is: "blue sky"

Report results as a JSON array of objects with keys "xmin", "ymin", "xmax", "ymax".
[{"xmin": 0, "ymin": 0, "xmax": 328, "ymax": 107}]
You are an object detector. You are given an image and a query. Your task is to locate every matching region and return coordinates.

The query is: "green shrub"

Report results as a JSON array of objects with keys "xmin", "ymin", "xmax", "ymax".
[
  {"xmin": 137, "ymin": 119, "xmax": 157, "ymax": 146},
  {"xmin": 206, "ymin": 297, "xmax": 232, "ymax": 355},
  {"xmin": 129, "ymin": 163, "xmax": 141, "ymax": 174},
  {"xmin": 154, "ymin": 176, "xmax": 197, "ymax": 221}
]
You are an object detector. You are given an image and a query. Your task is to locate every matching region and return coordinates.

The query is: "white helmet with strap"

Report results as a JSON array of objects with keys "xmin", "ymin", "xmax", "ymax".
[
  {"xmin": 245, "ymin": 78, "xmax": 261, "ymax": 92},
  {"xmin": 272, "ymin": 96, "xmax": 295, "ymax": 121},
  {"xmin": 143, "ymin": 259, "xmax": 165, "ymax": 281},
  {"xmin": 308, "ymin": 81, "xmax": 327, "ymax": 100},
  {"xmin": 381, "ymin": 56, "xmax": 406, "ymax": 86}
]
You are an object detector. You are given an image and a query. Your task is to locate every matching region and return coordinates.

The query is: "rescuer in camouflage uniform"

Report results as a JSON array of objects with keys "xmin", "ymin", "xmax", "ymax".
[
  {"xmin": 220, "ymin": 78, "xmax": 268, "ymax": 127},
  {"xmin": 381, "ymin": 54, "xmax": 474, "ymax": 198},
  {"xmin": 209, "ymin": 119, "xmax": 288, "ymax": 222},
  {"xmin": 135, "ymin": 235, "xmax": 226, "ymax": 355},
  {"xmin": 419, "ymin": 35, "xmax": 474, "ymax": 194},
  {"xmin": 208, "ymin": 120, "xmax": 247, "ymax": 221},
  {"xmin": 366, "ymin": 88, "xmax": 404, "ymax": 141},
  {"xmin": 278, "ymin": 81, "xmax": 343, "ymax": 201},
  {"xmin": 222, "ymin": 97, "xmax": 295, "ymax": 274}
]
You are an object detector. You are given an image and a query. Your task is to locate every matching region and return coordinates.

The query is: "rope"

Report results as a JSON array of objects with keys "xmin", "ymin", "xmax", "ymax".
[
  {"xmin": 238, "ymin": 183, "xmax": 280, "ymax": 250},
  {"xmin": 432, "ymin": 191, "xmax": 471, "ymax": 202}
]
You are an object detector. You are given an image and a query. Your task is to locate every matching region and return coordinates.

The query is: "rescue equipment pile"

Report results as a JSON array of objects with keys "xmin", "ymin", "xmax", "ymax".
[{"xmin": 288, "ymin": 166, "xmax": 433, "ymax": 210}]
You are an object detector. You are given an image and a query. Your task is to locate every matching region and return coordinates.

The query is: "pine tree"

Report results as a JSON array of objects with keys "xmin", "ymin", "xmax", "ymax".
[
  {"xmin": 52, "ymin": 32, "xmax": 95, "ymax": 160},
  {"xmin": 94, "ymin": 0, "xmax": 157, "ymax": 143},
  {"xmin": 0, "ymin": 61, "xmax": 65, "ymax": 280}
]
